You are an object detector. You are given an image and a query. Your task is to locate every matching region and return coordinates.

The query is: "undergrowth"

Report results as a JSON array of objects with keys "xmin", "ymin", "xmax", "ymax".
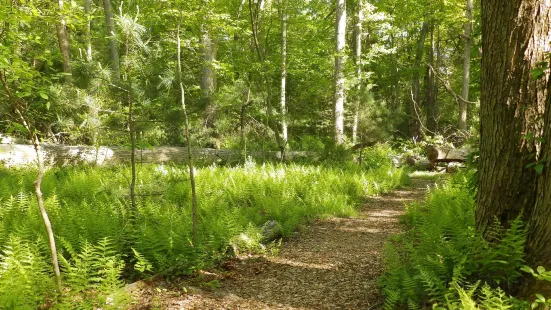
[
  {"xmin": 379, "ymin": 170, "xmax": 535, "ymax": 309},
  {"xmin": 0, "ymin": 145, "xmax": 408, "ymax": 307}
]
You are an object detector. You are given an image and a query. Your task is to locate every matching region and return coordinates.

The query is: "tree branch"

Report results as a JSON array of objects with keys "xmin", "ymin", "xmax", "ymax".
[{"xmin": 426, "ymin": 63, "xmax": 478, "ymax": 105}]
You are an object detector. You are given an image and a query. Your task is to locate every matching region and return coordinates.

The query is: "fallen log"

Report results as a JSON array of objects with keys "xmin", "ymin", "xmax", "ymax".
[
  {"xmin": 0, "ymin": 144, "xmax": 316, "ymax": 168},
  {"xmin": 426, "ymin": 146, "xmax": 469, "ymax": 171},
  {"xmin": 427, "ymin": 146, "xmax": 469, "ymax": 161}
]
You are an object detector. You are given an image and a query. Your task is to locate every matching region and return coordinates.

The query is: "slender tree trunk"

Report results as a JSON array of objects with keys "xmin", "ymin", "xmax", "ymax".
[
  {"xmin": 0, "ymin": 71, "xmax": 62, "ymax": 290},
  {"xmin": 102, "ymin": 0, "xmax": 120, "ymax": 81},
  {"xmin": 459, "ymin": 0, "xmax": 472, "ymax": 132},
  {"xmin": 279, "ymin": 0, "xmax": 288, "ymax": 155},
  {"xmin": 241, "ymin": 86, "xmax": 251, "ymax": 156},
  {"xmin": 334, "ymin": 0, "xmax": 346, "ymax": 144},
  {"xmin": 248, "ymin": 0, "xmax": 284, "ymax": 154},
  {"xmin": 123, "ymin": 33, "xmax": 137, "ymax": 213},
  {"xmin": 425, "ymin": 23, "xmax": 438, "ymax": 135},
  {"xmin": 178, "ymin": 25, "xmax": 198, "ymax": 242},
  {"xmin": 128, "ymin": 100, "xmax": 137, "ymax": 212},
  {"xmin": 85, "ymin": 0, "xmax": 92, "ymax": 62},
  {"xmin": 32, "ymin": 140, "xmax": 62, "ymax": 290},
  {"xmin": 200, "ymin": 0, "xmax": 218, "ymax": 143},
  {"xmin": 410, "ymin": 22, "xmax": 428, "ymax": 140},
  {"xmin": 477, "ymin": 0, "xmax": 551, "ymax": 294},
  {"xmin": 55, "ymin": 0, "xmax": 72, "ymax": 81},
  {"xmin": 352, "ymin": 0, "xmax": 363, "ymax": 144},
  {"xmin": 389, "ymin": 34, "xmax": 399, "ymax": 111}
]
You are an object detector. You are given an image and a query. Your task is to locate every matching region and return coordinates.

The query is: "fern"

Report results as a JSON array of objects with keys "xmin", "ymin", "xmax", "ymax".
[
  {"xmin": 0, "ymin": 158, "xmax": 409, "ymax": 307},
  {"xmin": 0, "ymin": 237, "xmax": 54, "ymax": 309},
  {"xmin": 132, "ymin": 248, "xmax": 152, "ymax": 273},
  {"xmin": 479, "ymin": 284, "xmax": 513, "ymax": 310},
  {"xmin": 59, "ymin": 238, "xmax": 127, "ymax": 308},
  {"xmin": 380, "ymin": 170, "xmax": 528, "ymax": 309}
]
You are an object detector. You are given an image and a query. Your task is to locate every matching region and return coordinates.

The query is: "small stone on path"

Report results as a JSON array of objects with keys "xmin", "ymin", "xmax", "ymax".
[{"xmin": 131, "ymin": 178, "xmax": 433, "ymax": 310}]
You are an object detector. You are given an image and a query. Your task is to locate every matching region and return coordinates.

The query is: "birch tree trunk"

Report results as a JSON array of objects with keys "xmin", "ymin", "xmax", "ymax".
[
  {"xmin": 334, "ymin": 0, "xmax": 346, "ymax": 144},
  {"xmin": 248, "ymin": 0, "xmax": 284, "ymax": 154},
  {"xmin": 102, "ymin": 0, "xmax": 120, "ymax": 81},
  {"xmin": 55, "ymin": 0, "xmax": 72, "ymax": 81},
  {"xmin": 200, "ymin": 0, "xmax": 218, "ymax": 141},
  {"xmin": 459, "ymin": 0, "xmax": 472, "ymax": 131},
  {"xmin": 279, "ymin": 0, "xmax": 288, "ymax": 151},
  {"xmin": 352, "ymin": 0, "xmax": 363, "ymax": 144},
  {"xmin": 85, "ymin": 0, "xmax": 92, "ymax": 62}
]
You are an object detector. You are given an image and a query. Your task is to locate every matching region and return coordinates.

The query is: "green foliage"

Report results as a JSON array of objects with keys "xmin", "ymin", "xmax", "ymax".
[
  {"xmin": 0, "ymin": 237, "xmax": 55, "ymax": 310},
  {"xmin": 0, "ymin": 153, "xmax": 408, "ymax": 306},
  {"xmin": 380, "ymin": 171, "xmax": 527, "ymax": 309},
  {"xmin": 58, "ymin": 238, "xmax": 129, "ymax": 309}
]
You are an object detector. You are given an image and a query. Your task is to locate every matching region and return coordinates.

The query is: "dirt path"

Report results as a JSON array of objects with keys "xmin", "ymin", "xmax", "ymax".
[{"xmin": 134, "ymin": 178, "xmax": 432, "ymax": 310}]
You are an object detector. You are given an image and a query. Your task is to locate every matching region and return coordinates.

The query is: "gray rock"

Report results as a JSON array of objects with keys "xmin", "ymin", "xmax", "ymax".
[{"xmin": 261, "ymin": 220, "xmax": 282, "ymax": 242}]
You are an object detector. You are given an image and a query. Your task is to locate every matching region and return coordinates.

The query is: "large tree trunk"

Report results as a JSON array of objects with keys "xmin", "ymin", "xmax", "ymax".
[
  {"xmin": 410, "ymin": 22, "xmax": 428, "ymax": 140},
  {"xmin": 102, "ymin": 0, "xmax": 120, "ymax": 81},
  {"xmin": 55, "ymin": 0, "xmax": 72, "ymax": 81},
  {"xmin": 459, "ymin": 0, "xmax": 472, "ymax": 131},
  {"xmin": 352, "ymin": 0, "xmax": 363, "ymax": 144},
  {"xmin": 477, "ymin": 0, "xmax": 551, "ymax": 293},
  {"xmin": 334, "ymin": 0, "xmax": 346, "ymax": 144},
  {"xmin": 279, "ymin": 0, "xmax": 288, "ymax": 152}
]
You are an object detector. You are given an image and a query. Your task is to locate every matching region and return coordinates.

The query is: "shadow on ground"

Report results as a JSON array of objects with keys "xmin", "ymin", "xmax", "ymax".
[{"xmin": 131, "ymin": 178, "xmax": 434, "ymax": 310}]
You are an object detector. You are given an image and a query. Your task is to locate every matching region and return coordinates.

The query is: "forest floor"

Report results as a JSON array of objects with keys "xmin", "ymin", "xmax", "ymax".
[{"xmin": 129, "ymin": 178, "xmax": 434, "ymax": 310}]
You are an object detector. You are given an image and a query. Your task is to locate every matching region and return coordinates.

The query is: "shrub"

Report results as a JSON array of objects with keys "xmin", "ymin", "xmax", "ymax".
[
  {"xmin": 0, "ymin": 150, "xmax": 409, "ymax": 306},
  {"xmin": 380, "ymin": 170, "xmax": 527, "ymax": 309}
]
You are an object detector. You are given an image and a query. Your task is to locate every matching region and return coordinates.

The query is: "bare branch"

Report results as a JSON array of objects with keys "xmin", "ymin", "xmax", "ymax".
[{"xmin": 426, "ymin": 63, "xmax": 478, "ymax": 105}]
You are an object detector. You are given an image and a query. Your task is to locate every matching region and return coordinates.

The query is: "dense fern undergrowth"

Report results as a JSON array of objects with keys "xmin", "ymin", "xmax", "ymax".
[
  {"xmin": 380, "ymin": 170, "xmax": 538, "ymax": 310},
  {"xmin": 0, "ymin": 146, "xmax": 408, "ymax": 308}
]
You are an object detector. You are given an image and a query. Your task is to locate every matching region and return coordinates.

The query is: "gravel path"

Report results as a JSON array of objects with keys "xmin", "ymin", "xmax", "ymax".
[{"xmin": 131, "ymin": 178, "xmax": 432, "ymax": 310}]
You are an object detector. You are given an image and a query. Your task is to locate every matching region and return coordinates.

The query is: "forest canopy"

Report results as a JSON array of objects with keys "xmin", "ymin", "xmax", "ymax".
[{"xmin": 0, "ymin": 0, "xmax": 480, "ymax": 149}]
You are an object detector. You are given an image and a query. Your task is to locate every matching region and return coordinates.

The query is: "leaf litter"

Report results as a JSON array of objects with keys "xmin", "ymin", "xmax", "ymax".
[{"xmin": 130, "ymin": 179, "xmax": 433, "ymax": 310}]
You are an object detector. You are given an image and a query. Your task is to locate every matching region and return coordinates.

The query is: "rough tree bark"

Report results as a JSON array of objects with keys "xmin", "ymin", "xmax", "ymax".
[
  {"xmin": 352, "ymin": 0, "xmax": 363, "ymax": 144},
  {"xmin": 55, "ymin": 0, "xmax": 72, "ymax": 81},
  {"xmin": 102, "ymin": 0, "xmax": 120, "ymax": 81},
  {"xmin": 459, "ymin": 0, "xmax": 472, "ymax": 131},
  {"xmin": 410, "ymin": 22, "xmax": 428, "ymax": 140},
  {"xmin": 334, "ymin": 0, "xmax": 346, "ymax": 144},
  {"xmin": 477, "ymin": 0, "xmax": 551, "ymax": 294}
]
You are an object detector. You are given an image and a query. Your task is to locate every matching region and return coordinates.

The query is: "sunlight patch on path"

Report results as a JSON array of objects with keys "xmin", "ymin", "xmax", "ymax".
[{"xmin": 131, "ymin": 178, "xmax": 433, "ymax": 310}]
